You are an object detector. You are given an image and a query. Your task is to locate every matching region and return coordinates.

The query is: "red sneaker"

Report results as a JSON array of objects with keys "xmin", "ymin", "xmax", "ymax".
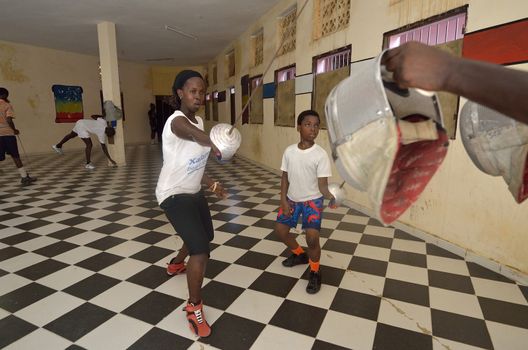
[
  {"xmin": 184, "ymin": 301, "xmax": 211, "ymax": 337},
  {"xmin": 166, "ymin": 258, "xmax": 186, "ymax": 276}
]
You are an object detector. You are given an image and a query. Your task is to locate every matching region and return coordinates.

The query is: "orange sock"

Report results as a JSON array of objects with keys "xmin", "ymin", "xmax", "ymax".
[
  {"xmin": 309, "ymin": 259, "xmax": 320, "ymax": 272},
  {"xmin": 291, "ymin": 246, "xmax": 305, "ymax": 255}
]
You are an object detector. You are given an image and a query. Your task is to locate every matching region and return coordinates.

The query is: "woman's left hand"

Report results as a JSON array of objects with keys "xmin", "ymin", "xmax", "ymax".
[{"xmin": 214, "ymin": 183, "xmax": 228, "ymax": 198}]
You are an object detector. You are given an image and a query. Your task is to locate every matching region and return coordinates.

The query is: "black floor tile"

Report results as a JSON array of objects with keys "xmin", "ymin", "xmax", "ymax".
[
  {"xmin": 99, "ymin": 212, "xmax": 129, "ymax": 222},
  {"xmin": 224, "ymin": 235, "xmax": 259, "ymax": 249},
  {"xmin": 133, "ymin": 231, "xmax": 171, "ymax": 245},
  {"xmin": 127, "ymin": 265, "xmax": 170, "ymax": 289},
  {"xmin": 201, "ymin": 313, "xmax": 265, "ymax": 349},
  {"xmin": 394, "ymin": 229, "xmax": 424, "ymax": 242},
  {"xmin": 0, "ymin": 282, "xmax": 56, "ymax": 312},
  {"xmin": 0, "ymin": 232, "xmax": 39, "ymax": 245},
  {"xmin": 428, "ymin": 270, "xmax": 474, "ymax": 294},
  {"xmin": 242, "ymin": 209, "xmax": 269, "ymax": 218},
  {"xmin": 44, "ymin": 302, "xmax": 116, "ymax": 342},
  {"xmin": 373, "ymin": 323, "xmax": 432, "ymax": 350},
  {"xmin": 253, "ymin": 219, "xmax": 276, "ymax": 229},
  {"xmin": 249, "ymin": 271, "xmax": 298, "ymax": 298},
  {"xmin": 390, "ymin": 249, "xmax": 427, "ymax": 268},
  {"xmin": 16, "ymin": 219, "xmax": 51, "ymax": 230},
  {"xmin": 431, "ymin": 309, "xmax": 493, "ymax": 349},
  {"xmin": 348, "ymin": 256, "xmax": 388, "ymax": 277},
  {"xmin": 15, "ymin": 259, "xmax": 69, "ymax": 280},
  {"xmin": 75, "ymin": 252, "xmax": 124, "ymax": 272},
  {"xmin": 330, "ymin": 289, "xmax": 381, "ymax": 321},
  {"xmin": 0, "ymin": 246, "xmax": 27, "ymax": 262},
  {"xmin": 235, "ymin": 251, "xmax": 275, "ymax": 270},
  {"xmin": 135, "ymin": 209, "xmax": 163, "ymax": 218},
  {"xmin": 58, "ymin": 216, "xmax": 92, "ymax": 226},
  {"xmin": 204, "ymin": 259, "xmax": 231, "ymax": 279},
  {"xmin": 360, "ymin": 234, "xmax": 393, "ymax": 249},
  {"xmin": 134, "ymin": 219, "xmax": 166, "ymax": 230},
  {"xmin": 93, "ymin": 222, "xmax": 128, "ymax": 234},
  {"xmin": 335, "ymin": 222, "xmax": 365, "ymax": 232},
  {"xmin": 322, "ymin": 239, "xmax": 357, "ymax": 255},
  {"xmin": 216, "ymin": 223, "xmax": 248, "ymax": 234},
  {"xmin": 130, "ymin": 246, "xmax": 173, "ymax": 264},
  {"xmin": 63, "ymin": 273, "xmax": 120, "ymax": 300},
  {"xmin": 426, "ymin": 243, "xmax": 462, "ymax": 259},
  {"xmin": 301, "ymin": 265, "xmax": 345, "ymax": 287},
  {"xmin": 201, "ymin": 280, "xmax": 245, "ymax": 310},
  {"xmin": 128, "ymin": 327, "xmax": 194, "ymax": 350},
  {"xmin": 122, "ymin": 291, "xmax": 185, "ymax": 325},
  {"xmin": 478, "ymin": 296, "xmax": 528, "ymax": 329},
  {"xmin": 383, "ymin": 278, "xmax": 429, "ymax": 307},
  {"xmin": 312, "ymin": 339, "xmax": 350, "ymax": 350},
  {"xmin": 466, "ymin": 262, "xmax": 515, "ymax": 283},
  {"xmin": 48, "ymin": 227, "xmax": 86, "ymax": 240},
  {"xmin": 0, "ymin": 315, "xmax": 38, "ymax": 348},
  {"xmin": 85, "ymin": 236, "xmax": 126, "ymax": 250},
  {"xmin": 269, "ymin": 300, "xmax": 327, "ymax": 337},
  {"xmin": 34, "ymin": 241, "xmax": 79, "ymax": 257}
]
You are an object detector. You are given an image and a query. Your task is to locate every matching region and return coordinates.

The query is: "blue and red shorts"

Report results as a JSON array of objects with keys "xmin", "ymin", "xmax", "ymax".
[{"xmin": 276, "ymin": 196, "xmax": 324, "ymax": 230}]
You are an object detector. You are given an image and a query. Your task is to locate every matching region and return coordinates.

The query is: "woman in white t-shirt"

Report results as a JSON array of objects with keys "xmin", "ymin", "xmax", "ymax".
[{"xmin": 156, "ymin": 70, "xmax": 226, "ymax": 338}]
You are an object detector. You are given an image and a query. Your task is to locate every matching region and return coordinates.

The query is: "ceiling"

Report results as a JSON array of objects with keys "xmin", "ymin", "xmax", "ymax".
[{"xmin": 0, "ymin": 0, "xmax": 281, "ymax": 65}]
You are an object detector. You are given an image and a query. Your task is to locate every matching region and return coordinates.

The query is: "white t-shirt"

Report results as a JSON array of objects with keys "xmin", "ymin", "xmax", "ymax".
[
  {"xmin": 73, "ymin": 118, "xmax": 107, "ymax": 143},
  {"xmin": 156, "ymin": 111, "xmax": 211, "ymax": 204},
  {"xmin": 281, "ymin": 143, "xmax": 332, "ymax": 202}
]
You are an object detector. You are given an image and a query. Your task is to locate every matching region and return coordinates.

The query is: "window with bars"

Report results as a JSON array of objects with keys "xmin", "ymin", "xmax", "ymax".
[
  {"xmin": 383, "ymin": 6, "xmax": 468, "ymax": 140},
  {"xmin": 275, "ymin": 65, "xmax": 296, "ymax": 127},
  {"xmin": 278, "ymin": 5, "xmax": 297, "ymax": 56},
  {"xmin": 226, "ymin": 50, "xmax": 235, "ymax": 78},
  {"xmin": 312, "ymin": 45, "xmax": 351, "ymax": 128},
  {"xmin": 385, "ymin": 12, "xmax": 466, "ymax": 49},
  {"xmin": 251, "ymin": 29, "xmax": 264, "ymax": 67},
  {"xmin": 314, "ymin": 0, "xmax": 351, "ymax": 40},
  {"xmin": 315, "ymin": 47, "xmax": 351, "ymax": 74}
]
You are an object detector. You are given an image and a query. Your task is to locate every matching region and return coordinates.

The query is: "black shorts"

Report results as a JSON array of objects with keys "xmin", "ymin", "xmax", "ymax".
[
  {"xmin": 160, "ymin": 191, "xmax": 214, "ymax": 255},
  {"xmin": 0, "ymin": 135, "xmax": 19, "ymax": 161}
]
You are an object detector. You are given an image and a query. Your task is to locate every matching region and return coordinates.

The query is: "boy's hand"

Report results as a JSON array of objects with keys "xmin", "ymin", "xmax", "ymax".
[
  {"xmin": 279, "ymin": 202, "xmax": 292, "ymax": 217},
  {"xmin": 328, "ymin": 197, "xmax": 338, "ymax": 209}
]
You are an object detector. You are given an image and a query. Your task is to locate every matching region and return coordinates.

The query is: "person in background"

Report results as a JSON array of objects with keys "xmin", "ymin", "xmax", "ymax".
[{"xmin": 0, "ymin": 87, "xmax": 37, "ymax": 186}]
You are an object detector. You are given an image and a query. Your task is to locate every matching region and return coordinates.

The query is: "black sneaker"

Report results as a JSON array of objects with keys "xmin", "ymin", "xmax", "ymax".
[
  {"xmin": 306, "ymin": 270, "xmax": 322, "ymax": 294},
  {"xmin": 282, "ymin": 252, "xmax": 309, "ymax": 267},
  {"xmin": 20, "ymin": 175, "xmax": 37, "ymax": 186}
]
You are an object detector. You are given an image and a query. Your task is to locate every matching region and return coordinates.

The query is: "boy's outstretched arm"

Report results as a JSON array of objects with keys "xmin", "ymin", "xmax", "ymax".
[
  {"xmin": 318, "ymin": 177, "xmax": 337, "ymax": 208},
  {"xmin": 280, "ymin": 171, "xmax": 292, "ymax": 217},
  {"xmin": 100, "ymin": 143, "xmax": 117, "ymax": 166}
]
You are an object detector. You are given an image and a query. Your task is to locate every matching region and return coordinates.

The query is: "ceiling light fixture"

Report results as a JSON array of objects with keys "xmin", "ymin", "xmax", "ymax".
[{"xmin": 165, "ymin": 25, "xmax": 198, "ymax": 40}]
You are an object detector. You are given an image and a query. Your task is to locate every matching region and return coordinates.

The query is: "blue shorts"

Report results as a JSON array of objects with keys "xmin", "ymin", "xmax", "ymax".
[{"xmin": 276, "ymin": 197, "xmax": 324, "ymax": 230}]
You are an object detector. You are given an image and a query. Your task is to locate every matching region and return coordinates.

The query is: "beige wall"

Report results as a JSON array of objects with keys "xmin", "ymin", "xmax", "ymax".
[
  {"xmin": 0, "ymin": 39, "xmax": 154, "ymax": 153},
  {"xmin": 206, "ymin": 0, "xmax": 528, "ymax": 274},
  {"xmin": 151, "ymin": 65, "xmax": 205, "ymax": 96}
]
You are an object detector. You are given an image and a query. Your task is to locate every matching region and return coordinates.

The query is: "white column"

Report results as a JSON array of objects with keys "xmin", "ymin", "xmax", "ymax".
[{"xmin": 97, "ymin": 21, "xmax": 126, "ymax": 166}]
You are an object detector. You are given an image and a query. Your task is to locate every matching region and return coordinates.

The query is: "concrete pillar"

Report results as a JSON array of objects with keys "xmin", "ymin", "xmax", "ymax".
[{"xmin": 97, "ymin": 21, "xmax": 126, "ymax": 166}]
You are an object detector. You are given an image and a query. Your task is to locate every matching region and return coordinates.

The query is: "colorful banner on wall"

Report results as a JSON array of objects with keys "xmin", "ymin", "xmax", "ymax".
[{"xmin": 52, "ymin": 85, "xmax": 84, "ymax": 123}]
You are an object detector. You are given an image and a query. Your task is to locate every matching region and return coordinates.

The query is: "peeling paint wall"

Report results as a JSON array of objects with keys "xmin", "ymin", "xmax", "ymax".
[{"xmin": 206, "ymin": 0, "xmax": 528, "ymax": 274}]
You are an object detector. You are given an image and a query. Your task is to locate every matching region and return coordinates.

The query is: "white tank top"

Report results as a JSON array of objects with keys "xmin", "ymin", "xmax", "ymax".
[{"xmin": 156, "ymin": 111, "xmax": 211, "ymax": 204}]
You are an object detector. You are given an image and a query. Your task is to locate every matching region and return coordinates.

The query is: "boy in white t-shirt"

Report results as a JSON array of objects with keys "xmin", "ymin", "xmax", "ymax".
[
  {"xmin": 52, "ymin": 114, "xmax": 116, "ymax": 170},
  {"xmin": 275, "ymin": 110, "xmax": 337, "ymax": 294}
]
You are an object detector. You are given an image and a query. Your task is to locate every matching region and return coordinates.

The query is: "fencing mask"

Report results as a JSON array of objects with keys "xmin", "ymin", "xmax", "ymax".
[
  {"xmin": 460, "ymin": 101, "xmax": 528, "ymax": 203},
  {"xmin": 325, "ymin": 50, "xmax": 449, "ymax": 225}
]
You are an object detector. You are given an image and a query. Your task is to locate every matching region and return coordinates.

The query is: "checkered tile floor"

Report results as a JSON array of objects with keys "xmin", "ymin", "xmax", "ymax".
[{"xmin": 1, "ymin": 144, "xmax": 527, "ymax": 350}]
